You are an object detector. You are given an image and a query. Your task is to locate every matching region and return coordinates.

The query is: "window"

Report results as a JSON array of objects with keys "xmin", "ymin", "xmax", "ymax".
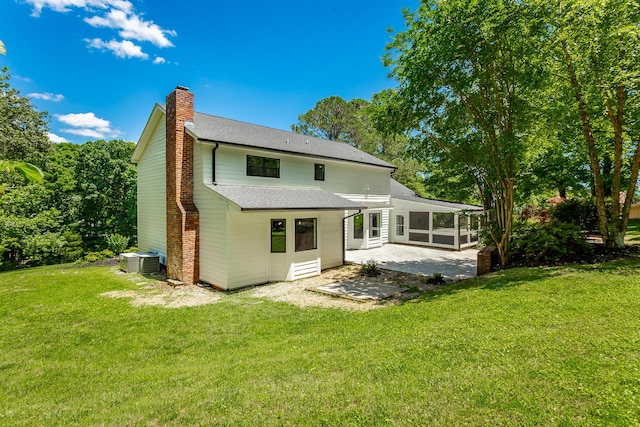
[
  {"xmin": 410, "ymin": 212, "xmax": 430, "ymax": 230},
  {"xmin": 396, "ymin": 215, "xmax": 405, "ymax": 236},
  {"xmin": 314, "ymin": 163, "xmax": 325, "ymax": 181},
  {"xmin": 433, "ymin": 212, "xmax": 455, "ymax": 231},
  {"xmin": 271, "ymin": 219, "xmax": 286, "ymax": 253},
  {"xmin": 471, "ymin": 215, "xmax": 480, "ymax": 230},
  {"xmin": 295, "ymin": 218, "xmax": 317, "ymax": 251},
  {"xmin": 247, "ymin": 155, "xmax": 280, "ymax": 178},
  {"xmin": 353, "ymin": 214, "xmax": 363, "ymax": 239},
  {"xmin": 369, "ymin": 212, "xmax": 381, "ymax": 238}
]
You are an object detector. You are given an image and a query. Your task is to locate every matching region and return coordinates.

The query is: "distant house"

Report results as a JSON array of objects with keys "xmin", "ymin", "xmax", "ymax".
[{"xmin": 132, "ymin": 86, "xmax": 482, "ymax": 290}]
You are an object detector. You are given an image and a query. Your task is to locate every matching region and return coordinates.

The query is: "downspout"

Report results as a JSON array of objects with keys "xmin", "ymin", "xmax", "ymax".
[
  {"xmin": 211, "ymin": 142, "xmax": 219, "ymax": 184},
  {"xmin": 342, "ymin": 210, "xmax": 362, "ymax": 266}
]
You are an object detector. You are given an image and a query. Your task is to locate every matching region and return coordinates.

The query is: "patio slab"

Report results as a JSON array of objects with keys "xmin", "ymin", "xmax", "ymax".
[
  {"xmin": 345, "ymin": 244, "xmax": 478, "ymax": 280},
  {"xmin": 311, "ymin": 281, "xmax": 408, "ymax": 301}
]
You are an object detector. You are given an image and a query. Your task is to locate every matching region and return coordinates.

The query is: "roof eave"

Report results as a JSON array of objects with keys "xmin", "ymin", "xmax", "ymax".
[
  {"xmin": 195, "ymin": 137, "xmax": 396, "ymax": 171},
  {"xmin": 131, "ymin": 103, "xmax": 165, "ymax": 163}
]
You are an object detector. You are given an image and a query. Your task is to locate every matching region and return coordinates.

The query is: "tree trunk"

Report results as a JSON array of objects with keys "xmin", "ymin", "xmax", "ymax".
[{"xmin": 563, "ymin": 45, "xmax": 612, "ymax": 247}]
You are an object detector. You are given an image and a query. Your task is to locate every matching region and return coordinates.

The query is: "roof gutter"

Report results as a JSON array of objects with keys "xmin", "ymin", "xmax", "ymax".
[{"xmin": 195, "ymin": 138, "xmax": 397, "ymax": 171}]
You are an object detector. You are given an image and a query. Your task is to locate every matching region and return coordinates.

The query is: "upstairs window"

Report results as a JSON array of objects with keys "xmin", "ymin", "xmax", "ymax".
[
  {"xmin": 314, "ymin": 163, "xmax": 325, "ymax": 181},
  {"xmin": 247, "ymin": 155, "xmax": 280, "ymax": 178}
]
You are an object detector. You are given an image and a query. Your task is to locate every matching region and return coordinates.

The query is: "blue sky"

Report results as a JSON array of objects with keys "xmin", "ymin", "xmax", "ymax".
[{"xmin": 1, "ymin": 0, "xmax": 416, "ymax": 144}]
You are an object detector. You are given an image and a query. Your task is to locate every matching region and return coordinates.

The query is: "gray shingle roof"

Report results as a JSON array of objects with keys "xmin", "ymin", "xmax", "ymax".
[
  {"xmin": 179, "ymin": 108, "xmax": 395, "ymax": 169},
  {"xmin": 390, "ymin": 179, "xmax": 483, "ymax": 211},
  {"xmin": 205, "ymin": 184, "xmax": 366, "ymax": 211}
]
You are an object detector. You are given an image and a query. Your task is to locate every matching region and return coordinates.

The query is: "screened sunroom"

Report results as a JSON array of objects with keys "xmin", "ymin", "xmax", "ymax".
[{"xmin": 389, "ymin": 179, "xmax": 483, "ymax": 250}]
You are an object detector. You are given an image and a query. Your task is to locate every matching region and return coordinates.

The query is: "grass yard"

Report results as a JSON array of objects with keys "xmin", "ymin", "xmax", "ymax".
[
  {"xmin": 626, "ymin": 219, "xmax": 640, "ymax": 244},
  {"xmin": 1, "ymin": 260, "xmax": 640, "ymax": 426}
]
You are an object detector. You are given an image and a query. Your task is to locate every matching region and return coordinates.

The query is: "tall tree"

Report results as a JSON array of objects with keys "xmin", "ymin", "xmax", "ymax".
[
  {"xmin": 540, "ymin": 0, "xmax": 640, "ymax": 248},
  {"xmin": 75, "ymin": 140, "xmax": 137, "ymax": 249},
  {"xmin": 0, "ymin": 67, "xmax": 52, "ymax": 166},
  {"xmin": 379, "ymin": 0, "xmax": 543, "ymax": 264},
  {"xmin": 293, "ymin": 95, "xmax": 428, "ymax": 195},
  {"xmin": 292, "ymin": 96, "xmax": 361, "ymax": 143}
]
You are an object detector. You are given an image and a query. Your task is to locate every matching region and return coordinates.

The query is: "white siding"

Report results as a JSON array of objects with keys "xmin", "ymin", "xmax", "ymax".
[
  {"xmin": 209, "ymin": 144, "xmax": 391, "ymax": 196},
  {"xmin": 194, "ymin": 143, "xmax": 229, "ymax": 288},
  {"xmin": 216, "ymin": 210, "xmax": 346, "ymax": 290},
  {"xmin": 226, "ymin": 212, "xmax": 269, "ymax": 289},
  {"xmin": 320, "ymin": 211, "xmax": 344, "ymax": 270},
  {"xmin": 136, "ymin": 119, "xmax": 167, "ymax": 259}
]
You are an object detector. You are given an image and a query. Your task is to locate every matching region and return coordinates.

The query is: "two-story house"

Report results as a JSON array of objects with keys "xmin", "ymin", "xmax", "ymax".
[{"xmin": 132, "ymin": 86, "xmax": 396, "ymax": 290}]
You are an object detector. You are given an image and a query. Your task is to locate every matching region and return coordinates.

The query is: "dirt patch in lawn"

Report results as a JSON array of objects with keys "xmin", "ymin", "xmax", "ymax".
[
  {"xmin": 102, "ymin": 264, "xmax": 444, "ymax": 310},
  {"xmin": 101, "ymin": 271, "xmax": 222, "ymax": 308}
]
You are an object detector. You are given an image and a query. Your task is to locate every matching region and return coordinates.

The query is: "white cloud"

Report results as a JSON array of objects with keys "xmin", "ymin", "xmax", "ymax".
[
  {"xmin": 85, "ymin": 9, "xmax": 175, "ymax": 48},
  {"xmin": 27, "ymin": 92, "xmax": 65, "ymax": 102},
  {"xmin": 47, "ymin": 132, "xmax": 68, "ymax": 143},
  {"xmin": 85, "ymin": 38, "xmax": 148, "ymax": 59},
  {"xmin": 153, "ymin": 56, "xmax": 166, "ymax": 64},
  {"xmin": 56, "ymin": 112, "xmax": 121, "ymax": 140},
  {"xmin": 24, "ymin": 0, "xmax": 174, "ymax": 60},
  {"xmin": 57, "ymin": 112, "xmax": 110, "ymax": 128},
  {"xmin": 60, "ymin": 128, "xmax": 106, "ymax": 138},
  {"xmin": 25, "ymin": 0, "xmax": 128, "ymax": 17}
]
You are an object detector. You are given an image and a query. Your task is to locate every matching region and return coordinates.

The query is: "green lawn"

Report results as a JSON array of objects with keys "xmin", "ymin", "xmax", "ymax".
[
  {"xmin": 627, "ymin": 219, "xmax": 640, "ymax": 243},
  {"xmin": 1, "ymin": 261, "xmax": 640, "ymax": 426}
]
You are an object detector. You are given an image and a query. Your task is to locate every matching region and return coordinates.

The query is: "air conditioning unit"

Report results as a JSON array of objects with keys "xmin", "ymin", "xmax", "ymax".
[
  {"xmin": 138, "ymin": 253, "xmax": 160, "ymax": 274},
  {"xmin": 119, "ymin": 253, "xmax": 140, "ymax": 273}
]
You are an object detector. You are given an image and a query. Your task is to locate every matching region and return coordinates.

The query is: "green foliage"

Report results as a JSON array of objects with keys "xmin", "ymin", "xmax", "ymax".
[
  {"xmin": 358, "ymin": 259, "xmax": 381, "ymax": 277},
  {"xmin": 509, "ymin": 220, "xmax": 593, "ymax": 265},
  {"xmin": 22, "ymin": 231, "xmax": 83, "ymax": 266},
  {"xmin": 549, "ymin": 198, "xmax": 599, "ymax": 232},
  {"xmin": 537, "ymin": 0, "xmax": 640, "ymax": 247},
  {"xmin": 83, "ymin": 249, "xmax": 115, "ymax": 263},
  {"xmin": 292, "ymin": 95, "xmax": 428, "ymax": 195},
  {"xmin": 0, "ymin": 67, "xmax": 52, "ymax": 166},
  {"xmin": 75, "ymin": 140, "xmax": 137, "ymax": 250},
  {"xmin": 426, "ymin": 272, "xmax": 445, "ymax": 285},
  {"xmin": 379, "ymin": 0, "xmax": 546, "ymax": 265},
  {"xmin": 0, "ymin": 160, "xmax": 44, "ymax": 191},
  {"xmin": 106, "ymin": 233, "xmax": 129, "ymax": 254}
]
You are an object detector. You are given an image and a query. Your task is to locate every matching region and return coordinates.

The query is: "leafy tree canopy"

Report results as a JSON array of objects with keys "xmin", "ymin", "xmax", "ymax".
[{"xmin": 0, "ymin": 67, "xmax": 52, "ymax": 166}]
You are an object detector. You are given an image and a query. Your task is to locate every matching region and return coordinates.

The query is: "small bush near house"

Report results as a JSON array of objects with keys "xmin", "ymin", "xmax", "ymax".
[
  {"xmin": 426, "ymin": 272, "xmax": 446, "ymax": 285},
  {"xmin": 359, "ymin": 259, "xmax": 381, "ymax": 277},
  {"xmin": 509, "ymin": 220, "xmax": 593, "ymax": 265},
  {"xmin": 106, "ymin": 233, "xmax": 129, "ymax": 255}
]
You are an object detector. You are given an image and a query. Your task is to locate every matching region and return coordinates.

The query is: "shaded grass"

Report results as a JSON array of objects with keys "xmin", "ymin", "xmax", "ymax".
[
  {"xmin": 626, "ymin": 219, "xmax": 640, "ymax": 243},
  {"xmin": 1, "ymin": 260, "xmax": 640, "ymax": 425}
]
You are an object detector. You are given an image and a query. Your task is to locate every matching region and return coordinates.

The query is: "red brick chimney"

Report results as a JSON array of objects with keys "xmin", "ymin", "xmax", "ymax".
[{"xmin": 166, "ymin": 86, "xmax": 199, "ymax": 284}]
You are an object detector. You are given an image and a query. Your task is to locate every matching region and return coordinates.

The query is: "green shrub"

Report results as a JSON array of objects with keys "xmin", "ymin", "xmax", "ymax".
[
  {"xmin": 426, "ymin": 272, "xmax": 445, "ymax": 285},
  {"xmin": 83, "ymin": 249, "xmax": 115, "ymax": 263},
  {"xmin": 510, "ymin": 220, "xmax": 593, "ymax": 265},
  {"xmin": 22, "ymin": 231, "xmax": 84, "ymax": 266},
  {"xmin": 106, "ymin": 234, "xmax": 129, "ymax": 255},
  {"xmin": 550, "ymin": 198, "xmax": 599, "ymax": 232},
  {"xmin": 359, "ymin": 259, "xmax": 381, "ymax": 277}
]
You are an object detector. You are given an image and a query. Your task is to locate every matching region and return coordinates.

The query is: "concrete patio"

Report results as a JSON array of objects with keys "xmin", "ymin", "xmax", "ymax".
[{"xmin": 345, "ymin": 244, "xmax": 478, "ymax": 280}]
